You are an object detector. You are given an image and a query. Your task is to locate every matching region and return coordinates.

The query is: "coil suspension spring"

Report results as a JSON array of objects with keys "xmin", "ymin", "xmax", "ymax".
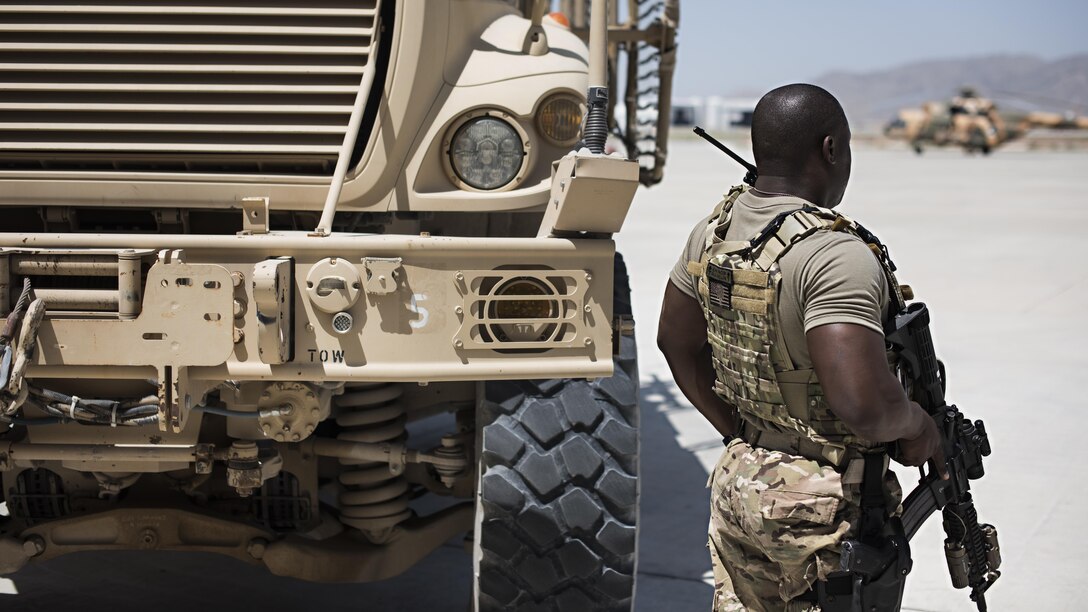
[{"xmin": 334, "ymin": 382, "xmax": 411, "ymax": 543}]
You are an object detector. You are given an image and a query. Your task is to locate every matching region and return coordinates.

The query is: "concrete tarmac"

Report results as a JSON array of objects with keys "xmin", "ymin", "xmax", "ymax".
[{"xmin": 3, "ymin": 142, "xmax": 1087, "ymax": 611}]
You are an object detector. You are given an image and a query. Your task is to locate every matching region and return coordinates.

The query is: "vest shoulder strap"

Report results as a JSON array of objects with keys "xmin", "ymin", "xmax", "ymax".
[
  {"xmin": 752, "ymin": 208, "xmax": 837, "ymax": 270},
  {"xmin": 749, "ymin": 207, "xmax": 907, "ymax": 312},
  {"xmin": 704, "ymin": 185, "xmax": 745, "ymax": 251},
  {"xmin": 688, "ymin": 185, "xmax": 747, "ymax": 278},
  {"xmin": 693, "ymin": 190, "xmax": 907, "ymax": 313}
]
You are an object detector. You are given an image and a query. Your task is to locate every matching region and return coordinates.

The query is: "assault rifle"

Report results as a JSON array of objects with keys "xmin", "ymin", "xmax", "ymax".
[
  {"xmin": 888, "ymin": 302, "xmax": 1001, "ymax": 611},
  {"xmin": 818, "ymin": 302, "xmax": 1000, "ymax": 612}
]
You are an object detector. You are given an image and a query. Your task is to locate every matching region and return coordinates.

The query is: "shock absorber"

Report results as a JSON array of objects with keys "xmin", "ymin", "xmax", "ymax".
[{"xmin": 334, "ymin": 382, "xmax": 411, "ymax": 543}]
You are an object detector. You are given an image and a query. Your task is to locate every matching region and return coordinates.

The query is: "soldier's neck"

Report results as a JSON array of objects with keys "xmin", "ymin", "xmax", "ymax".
[{"xmin": 751, "ymin": 175, "xmax": 828, "ymax": 208}]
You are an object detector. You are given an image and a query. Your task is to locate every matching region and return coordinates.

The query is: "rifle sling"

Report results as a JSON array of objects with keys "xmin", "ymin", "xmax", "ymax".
[{"xmin": 858, "ymin": 452, "xmax": 889, "ymax": 542}]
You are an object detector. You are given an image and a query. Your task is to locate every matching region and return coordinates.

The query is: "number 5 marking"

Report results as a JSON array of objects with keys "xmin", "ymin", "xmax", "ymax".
[{"xmin": 409, "ymin": 293, "xmax": 429, "ymax": 329}]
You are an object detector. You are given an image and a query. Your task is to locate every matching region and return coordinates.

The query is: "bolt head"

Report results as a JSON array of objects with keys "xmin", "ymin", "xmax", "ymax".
[
  {"xmin": 247, "ymin": 538, "xmax": 269, "ymax": 560},
  {"xmin": 22, "ymin": 536, "xmax": 44, "ymax": 557},
  {"xmin": 138, "ymin": 528, "xmax": 158, "ymax": 549}
]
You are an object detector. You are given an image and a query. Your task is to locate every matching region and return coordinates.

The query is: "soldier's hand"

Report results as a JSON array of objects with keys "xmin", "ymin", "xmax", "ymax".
[{"xmin": 895, "ymin": 404, "xmax": 949, "ymax": 479}]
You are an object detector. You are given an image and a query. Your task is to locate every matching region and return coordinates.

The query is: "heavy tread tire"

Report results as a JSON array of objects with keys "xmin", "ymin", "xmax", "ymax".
[{"xmin": 477, "ymin": 254, "xmax": 639, "ymax": 612}]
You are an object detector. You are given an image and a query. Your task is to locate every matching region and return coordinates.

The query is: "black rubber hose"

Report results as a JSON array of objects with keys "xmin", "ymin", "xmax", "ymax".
[
  {"xmin": 193, "ymin": 405, "xmax": 261, "ymax": 419},
  {"xmin": 584, "ymin": 86, "xmax": 609, "ymax": 155},
  {"xmin": 1, "ymin": 415, "xmax": 63, "ymax": 426}
]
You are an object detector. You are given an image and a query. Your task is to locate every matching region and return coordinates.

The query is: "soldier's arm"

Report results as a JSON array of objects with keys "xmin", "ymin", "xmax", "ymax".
[
  {"xmin": 657, "ymin": 280, "xmax": 739, "ymax": 437},
  {"xmin": 807, "ymin": 323, "xmax": 929, "ymax": 443}
]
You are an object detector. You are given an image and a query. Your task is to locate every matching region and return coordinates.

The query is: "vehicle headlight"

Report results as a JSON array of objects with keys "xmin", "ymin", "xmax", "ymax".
[
  {"xmin": 488, "ymin": 277, "xmax": 559, "ymax": 343},
  {"xmin": 447, "ymin": 113, "xmax": 527, "ymax": 191},
  {"xmin": 536, "ymin": 93, "xmax": 584, "ymax": 146}
]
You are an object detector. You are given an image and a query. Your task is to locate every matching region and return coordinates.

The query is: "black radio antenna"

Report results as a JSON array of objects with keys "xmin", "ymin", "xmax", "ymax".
[{"xmin": 693, "ymin": 126, "xmax": 758, "ymax": 186}]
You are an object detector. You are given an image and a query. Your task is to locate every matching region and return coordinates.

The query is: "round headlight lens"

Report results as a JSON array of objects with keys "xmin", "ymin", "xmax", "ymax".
[
  {"xmin": 536, "ymin": 94, "xmax": 584, "ymax": 145},
  {"xmin": 488, "ymin": 277, "xmax": 558, "ymax": 343},
  {"xmin": 449, "ymin": 116, "xmax": 525, "ymax": 190}
]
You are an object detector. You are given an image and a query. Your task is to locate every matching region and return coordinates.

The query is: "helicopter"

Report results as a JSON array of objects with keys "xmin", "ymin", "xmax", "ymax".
[{"xmin": 884, "ymin": 87, "xmax": 1088, "ymax": 154}]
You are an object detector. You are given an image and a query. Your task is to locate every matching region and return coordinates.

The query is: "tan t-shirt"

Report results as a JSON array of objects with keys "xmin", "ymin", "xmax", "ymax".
[{"xmin": 669, "ymin": 190, "xmax": 889, "ymax": 370}]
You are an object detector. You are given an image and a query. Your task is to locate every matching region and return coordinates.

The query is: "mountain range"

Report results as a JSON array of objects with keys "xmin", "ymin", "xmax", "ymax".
[{"xmin": 807, "ymin": 54, "xmax": 1088, "ymax": 131}]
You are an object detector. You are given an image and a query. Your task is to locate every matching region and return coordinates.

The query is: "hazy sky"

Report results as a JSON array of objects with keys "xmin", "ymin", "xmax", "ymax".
[{"xmin": 672, "ymin": 0, "xmax": 1088, "ymax": 97}]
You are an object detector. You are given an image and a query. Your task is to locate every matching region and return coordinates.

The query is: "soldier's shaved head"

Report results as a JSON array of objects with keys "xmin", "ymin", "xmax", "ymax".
[
  {"xmin": 752, "ymin": 84, "xmax": 847, "ymax": 172},
  {"xmin": 750, "ymin": 84, "xmax": 852, "ymax": 208}
]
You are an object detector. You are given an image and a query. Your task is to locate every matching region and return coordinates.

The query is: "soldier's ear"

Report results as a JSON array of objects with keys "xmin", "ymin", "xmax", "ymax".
[{"xmin": 822, "ymin": 135, "xmax": 836, "ymax": 165}]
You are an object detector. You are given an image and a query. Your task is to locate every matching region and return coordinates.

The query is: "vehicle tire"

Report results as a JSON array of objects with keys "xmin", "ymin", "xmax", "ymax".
[{"xmin": 475, "ymin": 254, "xmax": 639, "ymax": 612}]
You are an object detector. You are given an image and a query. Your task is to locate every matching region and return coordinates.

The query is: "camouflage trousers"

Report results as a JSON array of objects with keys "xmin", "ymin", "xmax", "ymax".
[{"xmin": 707, "ymin": 439, "xmax": 901, "ymax": 612}]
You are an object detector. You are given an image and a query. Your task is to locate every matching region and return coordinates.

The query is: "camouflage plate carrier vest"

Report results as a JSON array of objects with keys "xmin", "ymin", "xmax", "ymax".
[{"xmin": 690, "ymin": 185, "xmax": 906, "ymax": 467}]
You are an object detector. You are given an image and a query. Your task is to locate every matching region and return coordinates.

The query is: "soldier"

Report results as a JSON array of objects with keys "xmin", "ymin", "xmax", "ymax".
[{"xmin": 657, "ymin": 84, "xmax": 947, "ymax": 611}]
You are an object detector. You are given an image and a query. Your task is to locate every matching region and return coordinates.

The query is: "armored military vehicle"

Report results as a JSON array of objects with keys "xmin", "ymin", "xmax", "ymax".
[{"xmin": 0, "ymin": 1, "xmax": 678, "ymax": 610}]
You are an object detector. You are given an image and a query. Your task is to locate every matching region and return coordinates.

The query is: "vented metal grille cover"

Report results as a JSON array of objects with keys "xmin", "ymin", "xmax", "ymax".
[
  {"xmin": 455, "ymin": 270, "xmax": 589, "ymax": 351},
  {"xmin": 0, "ymin": 1, "xmax": 382, "ymax": 175}
]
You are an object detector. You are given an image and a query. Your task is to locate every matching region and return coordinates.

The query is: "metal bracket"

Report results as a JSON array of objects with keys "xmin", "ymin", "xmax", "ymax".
[
  {"xmin": 363, "ymin": 257, "xmax": 403, "ymax": 296},
  {"xmin": 252, "ymin": 258, "xmax": 293, "ymax": 365},
  {"xmin": 194, "ymin": 443, "xmax": 215, "ymax": 474},
  {"xmin": 241, "ymin": 197, "xmax": 270, "ymax": 235},
  {"xmin": 158, "ymin": 248, "xmax": 186, "ymax": 264},
  {"xmin": 537, "ymin": 153, "xmax": 640, "ymax": 237},
  {"xmin": 388, "ymin": 444, "xmax": 407, "ymax": 476},
  {"xmin": 612, "ymin": 314, "xmax": 634, "ymax": 355}
]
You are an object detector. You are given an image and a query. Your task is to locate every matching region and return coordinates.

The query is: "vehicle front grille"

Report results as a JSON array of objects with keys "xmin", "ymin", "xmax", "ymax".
[{"xmin": 0, "ymin": 1, "xmax": 384, "ymax": 176}]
